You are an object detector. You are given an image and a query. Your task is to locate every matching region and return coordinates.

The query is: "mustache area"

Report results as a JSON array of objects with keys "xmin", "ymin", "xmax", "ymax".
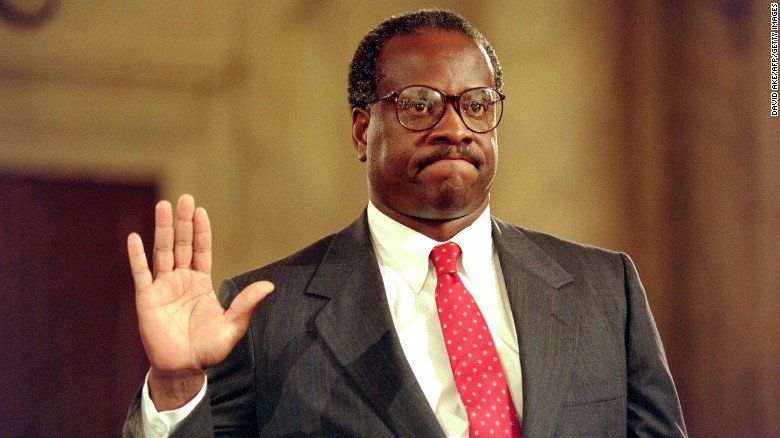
[{"xmin": 416, "ymin": 144, "xmax": 481, "ymax": 172}]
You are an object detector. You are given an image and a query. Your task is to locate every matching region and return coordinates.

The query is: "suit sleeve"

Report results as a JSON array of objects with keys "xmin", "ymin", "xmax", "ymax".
[{"xmin": 622, "ymin": 253, "xmax": 687, "ymax": 437}]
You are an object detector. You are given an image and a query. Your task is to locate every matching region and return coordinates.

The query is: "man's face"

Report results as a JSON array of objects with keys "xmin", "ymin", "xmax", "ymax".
[{"xmin": 352, "ymin": 29, "xmax": 499, "ymax": 224}]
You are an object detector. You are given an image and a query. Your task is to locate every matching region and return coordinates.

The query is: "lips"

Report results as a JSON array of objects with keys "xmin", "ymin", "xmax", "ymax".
[{"xmin": 417, "ymin": 145, "xmax": 480, "ymax": 172}]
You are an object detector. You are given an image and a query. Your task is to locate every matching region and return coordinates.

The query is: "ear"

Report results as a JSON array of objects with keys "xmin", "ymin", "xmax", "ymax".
[{"xmin": 352, "ymin": 107, "xmax": 370, "ymax": 162}]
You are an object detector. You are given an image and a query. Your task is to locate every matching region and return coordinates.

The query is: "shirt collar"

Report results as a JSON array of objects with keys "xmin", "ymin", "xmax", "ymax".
[{"xmin": 367, "ymin": 200, "xmax": 494, "ymax": 294}]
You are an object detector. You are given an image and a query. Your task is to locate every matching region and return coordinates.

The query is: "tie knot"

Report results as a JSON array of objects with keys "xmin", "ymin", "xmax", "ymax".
[{"xmin": 429, "ymin": 242, "xmax": 462, "ymax": 275}]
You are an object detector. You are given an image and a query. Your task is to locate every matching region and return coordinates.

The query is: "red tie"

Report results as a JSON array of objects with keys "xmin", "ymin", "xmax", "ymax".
[{"xmin": 430, "ymin": 242, "xmax": 521, "ymax": 437}]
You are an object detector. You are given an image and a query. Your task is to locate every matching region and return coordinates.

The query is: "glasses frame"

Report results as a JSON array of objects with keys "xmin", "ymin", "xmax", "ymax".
[{"xmin": 372, "ymin": 85, "xmax": 506, "ymax": 134}]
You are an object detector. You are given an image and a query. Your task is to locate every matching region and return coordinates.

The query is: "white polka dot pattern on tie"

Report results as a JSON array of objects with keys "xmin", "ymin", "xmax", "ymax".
[{"xmin": 430, "ymin": 242, "xmax": 521, "ymax": 437}]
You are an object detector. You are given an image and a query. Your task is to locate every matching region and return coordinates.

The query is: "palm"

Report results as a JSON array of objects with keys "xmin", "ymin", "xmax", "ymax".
[
  {"xmin": 128, "ymin": 195, "xmax": 272, "ymax": 375},
  {"xmin": 136, "ymin": 268, "xmax": 225, "ymax": 372}
]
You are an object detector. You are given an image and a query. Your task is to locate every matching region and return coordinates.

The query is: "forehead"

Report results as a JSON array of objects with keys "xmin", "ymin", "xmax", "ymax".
[{"xmin": 376, "ymin": 28, "xmax": 495, "ymax": 94}]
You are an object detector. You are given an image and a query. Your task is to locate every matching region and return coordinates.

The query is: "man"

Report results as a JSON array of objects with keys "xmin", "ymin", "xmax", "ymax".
[{"xmin": 124, "ymin": 8, "xmax": 686, "ymax": 437}]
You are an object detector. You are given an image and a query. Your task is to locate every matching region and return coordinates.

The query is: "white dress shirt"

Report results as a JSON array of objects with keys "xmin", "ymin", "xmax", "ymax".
[
  {"xmin": 367, "ymin": 201, "xmax": 523, "ymax": 437},
  {"xmin": 142, "ymin": 202, "xmax": 523, "ymax": 437}
]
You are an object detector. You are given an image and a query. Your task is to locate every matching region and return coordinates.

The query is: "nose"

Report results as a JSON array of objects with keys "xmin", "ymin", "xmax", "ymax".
[{"xmin": 428, "ymin": 101, "xmax": 475, "ymax": 145}]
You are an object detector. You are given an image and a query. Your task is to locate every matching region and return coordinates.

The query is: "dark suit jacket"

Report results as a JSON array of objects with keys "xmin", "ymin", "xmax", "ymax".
[{"xmin": 124, "ymin": 212, "xmax": 686, "ymax": 437}]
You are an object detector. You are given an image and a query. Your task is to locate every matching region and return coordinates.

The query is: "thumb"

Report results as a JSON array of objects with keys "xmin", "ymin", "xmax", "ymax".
[{"xmin": 224, "ymin": 280, "xmax": 274, "ymax": 331}]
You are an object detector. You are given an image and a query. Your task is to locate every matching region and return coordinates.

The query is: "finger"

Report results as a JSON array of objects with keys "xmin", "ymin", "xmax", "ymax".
[
  {"xmin": 153, "ymin": 200, "xmax": 174, "ymax": 275},
  {"xmin": 192, "ymin": 207, "xmax": 212, "ymax": 274},
  {"xmin": 224, "ymin": 281, "xmax": 274, "ymax": 335},
  {"xmin": 174, "ymin": 194, "xmax": 195, "ymax": 269},
  {"xmin": 127, "ymin": 233, "xmax": 153, "ymax": 293}
]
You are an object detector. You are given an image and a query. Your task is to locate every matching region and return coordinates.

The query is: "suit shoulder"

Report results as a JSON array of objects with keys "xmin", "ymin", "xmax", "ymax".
[
  {"xmin": 492, "ymin": 217, "xmax": 627, "ymax": 270},
  {"xmin": 494, "ymin": 217, "xmax": 618, "ymax": 253}
]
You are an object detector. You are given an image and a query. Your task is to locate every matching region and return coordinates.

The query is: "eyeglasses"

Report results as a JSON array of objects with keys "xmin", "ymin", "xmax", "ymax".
[{"xmin": 372, "ymin": 85, "xmax": 505, "ymax": 133}]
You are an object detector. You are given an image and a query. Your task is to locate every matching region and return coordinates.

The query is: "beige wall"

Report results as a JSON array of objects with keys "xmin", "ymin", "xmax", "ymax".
[
  {"xmin": 1, "ymin": 1, "xmax": 778, "ymax": 435},
  {"xmin": 0, "ymin": 0, "xmax": 625, "ymax": 278}
]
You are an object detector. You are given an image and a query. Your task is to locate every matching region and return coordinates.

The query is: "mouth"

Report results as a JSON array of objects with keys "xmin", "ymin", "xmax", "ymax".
[{"xmin": 417, "ymin": 146, "xmax": 480, "ymax": 173}]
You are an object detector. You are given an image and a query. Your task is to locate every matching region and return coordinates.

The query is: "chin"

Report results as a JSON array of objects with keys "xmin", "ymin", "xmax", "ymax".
[{"xmin": 417, "ymin": 190, "xmax": 480, "ymax": 220}]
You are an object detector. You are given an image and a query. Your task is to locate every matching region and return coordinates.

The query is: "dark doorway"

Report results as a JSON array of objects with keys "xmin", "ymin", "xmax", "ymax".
[{"xmin": 0, "ymin": 173, "xmax": 156, "ymax": 437}]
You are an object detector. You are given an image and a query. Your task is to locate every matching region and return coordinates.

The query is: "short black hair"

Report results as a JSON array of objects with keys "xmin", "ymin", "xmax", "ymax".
[{"xmin": 348, "ymin": 8, "xmax": 503, "ymax": 110}]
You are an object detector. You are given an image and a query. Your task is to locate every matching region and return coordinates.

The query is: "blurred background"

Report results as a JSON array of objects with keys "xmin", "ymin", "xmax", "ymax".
[{"xmin": 0, "ymin": 0, "xmax": 777, "ymax": 436}]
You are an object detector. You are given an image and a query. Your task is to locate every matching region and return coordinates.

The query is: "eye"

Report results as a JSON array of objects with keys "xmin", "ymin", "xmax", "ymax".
[
  {"xmin": 399, "ymin": 97, "xmax": 434, "ymax": 117},
  {"xmin": 462, "ymin": 100, "xmax": 490, "ymax": 118}
]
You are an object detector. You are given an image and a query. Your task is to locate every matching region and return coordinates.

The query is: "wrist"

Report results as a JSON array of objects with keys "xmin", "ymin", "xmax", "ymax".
[{"xmin": 148, "ymin": 367, "xmax": 206, "ymax": 412}]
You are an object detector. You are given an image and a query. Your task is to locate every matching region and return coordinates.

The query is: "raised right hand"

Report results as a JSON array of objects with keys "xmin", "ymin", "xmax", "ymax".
[{"xmin": 127, "ymin": 194, "xmax": 273, "ymax": 410}]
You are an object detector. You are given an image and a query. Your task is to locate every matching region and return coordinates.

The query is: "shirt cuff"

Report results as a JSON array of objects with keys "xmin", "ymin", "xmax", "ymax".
[{"xmin": 140, "ymin": 370, "xmax": 208, "ymax": 438}]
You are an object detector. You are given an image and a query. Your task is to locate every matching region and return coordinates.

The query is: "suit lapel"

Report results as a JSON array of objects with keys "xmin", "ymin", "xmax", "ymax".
[
  {"xmin": 305, "ymin": 212, "xmax": 445, "ymax": 438},
  {"xmin": 297, "ymin": 212, "xmax": 580, "ymax": 437},
  {"xmin": 492, "ymin": 218, "xmax": 580, "ymax": 437}
]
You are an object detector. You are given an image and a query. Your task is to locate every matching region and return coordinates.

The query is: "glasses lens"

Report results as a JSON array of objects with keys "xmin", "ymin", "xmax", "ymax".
[
  {"xmin": 395, "ymin": 86, "xmax": 444, "ymax": 130},
  {"xmin": 459, "ymin": 88, "xmax": 503, "ymax": 133}
]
